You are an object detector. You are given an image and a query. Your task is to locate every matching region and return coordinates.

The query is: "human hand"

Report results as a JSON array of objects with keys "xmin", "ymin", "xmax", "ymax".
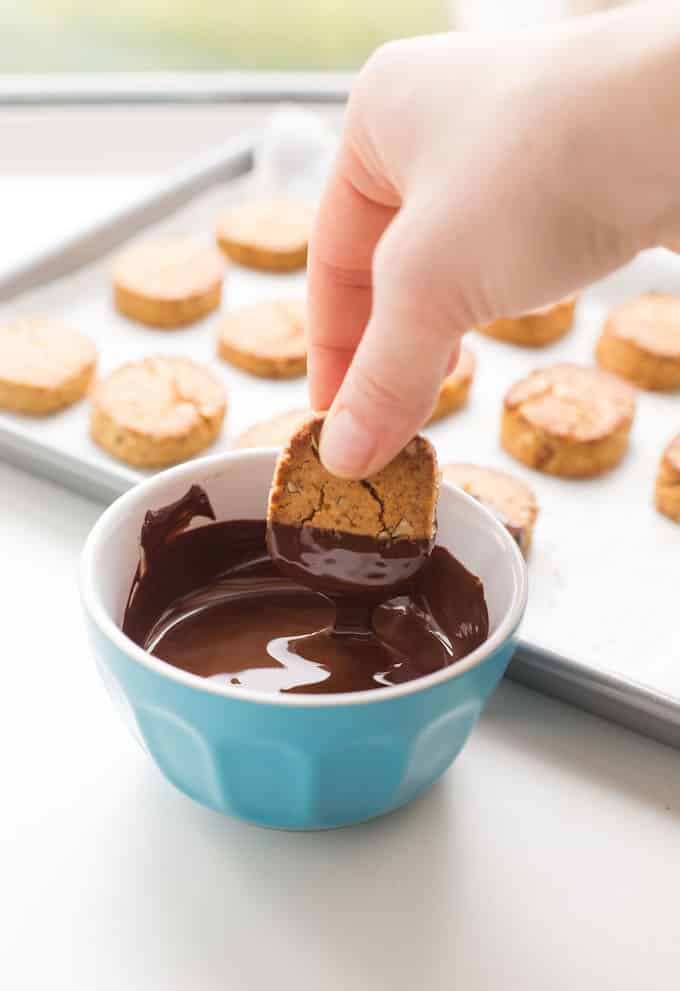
[{"xmin": 308, "ymin": 4, "xmax": 680, "ymax": 477}]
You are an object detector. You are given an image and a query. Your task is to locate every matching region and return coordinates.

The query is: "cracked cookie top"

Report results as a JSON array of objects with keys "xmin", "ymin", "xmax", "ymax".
[
  {"xmin": 91, "ymin": 356, "xmax": 226, "ymax": 437},
  {"xmin": 504, "ymin": 363, "xmax": 635, "ymax": 441},
  {"xmin": 267, "ymin": 415, "xmax": 440, "ymax": 540},
  {"xmin": 113, "ymin": 236, "xmax": 224, "ymax": 303}
]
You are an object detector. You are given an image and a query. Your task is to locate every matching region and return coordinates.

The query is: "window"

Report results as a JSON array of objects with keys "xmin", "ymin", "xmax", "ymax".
[{"xmin": 2, "ymin": 2, "xmax": 451, "ymax": 73}]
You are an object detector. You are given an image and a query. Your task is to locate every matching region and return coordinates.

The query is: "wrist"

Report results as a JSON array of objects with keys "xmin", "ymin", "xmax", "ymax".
[{"xmin": 556, "ymin": 4, "xmax": 680, "ymax": 249}]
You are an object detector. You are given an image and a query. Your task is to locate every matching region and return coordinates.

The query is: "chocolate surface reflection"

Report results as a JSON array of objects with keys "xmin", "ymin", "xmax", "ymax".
[{"xmin": 123, "ymin": 486, "xmax": 489, "ymax": 695}]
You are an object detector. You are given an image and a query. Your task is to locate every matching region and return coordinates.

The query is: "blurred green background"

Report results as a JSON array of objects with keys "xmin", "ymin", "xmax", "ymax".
[{"xmin": 1, "ymin": 2, "xmax": 451, "ymax": 72}]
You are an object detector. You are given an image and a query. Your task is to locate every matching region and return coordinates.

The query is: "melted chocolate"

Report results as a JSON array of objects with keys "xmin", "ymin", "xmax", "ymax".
[
  {"xmin": 123, "ymin": 486, "xmax": 489, "ymax": 695},
  {"xmin": 267, "ymin": 521, "xmax": 433, "ymax": 598}
]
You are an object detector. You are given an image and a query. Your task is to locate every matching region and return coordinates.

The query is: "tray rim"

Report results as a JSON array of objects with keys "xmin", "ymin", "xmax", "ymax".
[{"xmin": 1, "ymin": 129, "xmax": 678, "ymax": 750}]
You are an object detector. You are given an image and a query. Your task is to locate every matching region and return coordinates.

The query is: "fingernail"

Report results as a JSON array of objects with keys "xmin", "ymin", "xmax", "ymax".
[{"xmin": 320, "ymin": 407, "xmax": 376, "ymax": 479}]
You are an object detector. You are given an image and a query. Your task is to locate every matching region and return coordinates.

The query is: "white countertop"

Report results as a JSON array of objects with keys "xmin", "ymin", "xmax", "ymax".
[{"xmin": 1, "ymin": 176, "xmax": 679, "ymax": 991}]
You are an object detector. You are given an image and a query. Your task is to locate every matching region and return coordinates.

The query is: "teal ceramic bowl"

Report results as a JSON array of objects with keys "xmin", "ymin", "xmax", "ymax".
[{"xmin": 80, "ymin": 449, "xmax": 527, "ymax": 830}]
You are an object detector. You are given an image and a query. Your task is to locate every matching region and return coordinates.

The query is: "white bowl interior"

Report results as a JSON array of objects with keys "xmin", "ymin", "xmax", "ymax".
[
  {"xmin": 83, "ymin": 449, "xmax": 526, "ymax": 702},
  {"xmin": 90, "ymin": 450, "xmax": 521, "ymax": 638}
]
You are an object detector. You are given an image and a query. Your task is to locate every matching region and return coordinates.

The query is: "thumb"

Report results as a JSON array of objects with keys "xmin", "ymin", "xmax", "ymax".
[{"xmin": 318, "ymin": 204, "xmax": 472, "ymax": 479}]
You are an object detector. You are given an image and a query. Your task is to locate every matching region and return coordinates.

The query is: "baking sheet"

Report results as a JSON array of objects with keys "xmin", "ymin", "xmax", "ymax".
[
  {"xmin": 438, "ymin": 251, "xmax": 680, "ymax": 698},
  {"xmin": 0, "ymin": 131, "xmax": 678, "ymax": 736}
]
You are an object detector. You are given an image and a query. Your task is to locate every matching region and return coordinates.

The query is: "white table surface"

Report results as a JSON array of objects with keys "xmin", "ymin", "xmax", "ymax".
[{"xmin": 1, "ymin": 176, "xmax": 679, "ymax": 991}]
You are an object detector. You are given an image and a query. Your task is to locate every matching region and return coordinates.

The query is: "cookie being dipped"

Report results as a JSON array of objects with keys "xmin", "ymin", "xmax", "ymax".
[
  {"xmin": 262, "ymin": 418, "xmax": 471, "ymax": 689},
  {"xmin": 90, "ymin": 356, "xmax": 226, "ymax": 467},
  {"xmin": 0, "ymin": 317, "xmax": 96, "ymax": 415},
  {"xmin": 655, "ymin": 434, "xmax": 680, "ymax": 523},
  {"xmin": 428, "ymin": 346, "xmax": 475, "ymax": 423},
  {"xmin": 442, "ymin": 463, "xmax": 538, "ymax": 554},
  {"xmin": 267, "ymin": 416, "xmax": 439, "ymax": 597},
  {"xmin": 597, "ymin": 294, "xmax": 680, "ymax": 390},
  {"xmin": 125, "ymin": 427, "xmax": 487, "ymax": 701},
  {"xmin": 233, "ymin": 408, "xmax": 312, "ymax": 449},
  {"xmin": 216, "ymin": 200, "xmax": 313, "ymax": 272},
  {"xmin": 478, "ymin": 297, "xmax": 576, "ymax": 347},
  {"xmin": 501, "ymin": 363, "xmax": 635, "ymax": 478},
  {"xmin": 217, "ymin": 299, "xmax": 306, "ymax": 378},
  {"xmin": 113, "ymin": 236, "xmax": 224, "ymax": 328}
]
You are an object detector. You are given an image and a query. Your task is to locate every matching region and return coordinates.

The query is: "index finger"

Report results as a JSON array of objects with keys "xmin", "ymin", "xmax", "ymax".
[{"xmin": 307, "ymin": 144, "xmax": 398, "ymax": 411}]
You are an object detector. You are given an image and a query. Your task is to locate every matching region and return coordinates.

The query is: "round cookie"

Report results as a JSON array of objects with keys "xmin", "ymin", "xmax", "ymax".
[
  {"xmin": 596, "ymin": 294, "xmax": 680, "ymax": 390},
  {"xmin": 478, "ymin": 297, "xmax": 577, "ymax": 347},
  {"xmin": 655, "ymin": 434, "xmax": 680, "ymax": 523},
  {"xmin": 442, "ymin": 463, "xmax": 538, "ymax": 555},
  {"xmin": 233, "ymin": 409, "xmax": 312, "ymax": 449},
  {"xmin": 113, "ymin": 236, "xmax": 224, "ymax": 328},
  {"xmin": 90, "ymin": 356, "xmax": 226, "ymax": 467},
  {"xmin": 216, "ymin": 200, "xmax": 314, "ymax": 272},
  {"xmin": 428, "ymin": 346, "xmax": 475, "ymax": 423},
  {"xmin": 217, "ymin": 299, "xmax": 307, "ymax": 379},
  {"xmin": 501, "ymin": 363, "xmax": 636, "ymax": 478},
  {"xmin": 0, "ymin": 317, "xmax": 96, "ymax": 415},
  {"xmin": 269, "ymin": 416, "xmax": 439, "ymax": 541}
]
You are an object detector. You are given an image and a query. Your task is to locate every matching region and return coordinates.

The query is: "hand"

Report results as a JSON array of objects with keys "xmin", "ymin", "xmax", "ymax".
[{"xmin": 308, "ymin": 4, "xmax": 680, "ymax": 478}]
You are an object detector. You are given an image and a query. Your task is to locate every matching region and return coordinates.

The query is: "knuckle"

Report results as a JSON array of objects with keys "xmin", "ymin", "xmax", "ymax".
[
  {"xmin": 358, "ymin": 41, "xmax": 402, "ymax": 86},
  {"xmin": 349, "ymin": 41, "xmax": 406, "ymax": 119}
]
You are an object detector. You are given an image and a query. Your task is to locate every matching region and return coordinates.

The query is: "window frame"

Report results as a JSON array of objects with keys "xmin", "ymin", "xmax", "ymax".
[{"xmin": 0, "ymin": 71, "xmax": 352, "ymax": 106}]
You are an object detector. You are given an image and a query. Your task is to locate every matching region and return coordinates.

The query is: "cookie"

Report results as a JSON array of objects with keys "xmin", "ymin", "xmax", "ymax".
[
  {"xmin": 478, "ymin": 297, "xmax": 576, "ymax": 347},
  {"xmin": 268, "ymin": 417, "xmax": 439, "ymax": 540},
  {"xmin": 501, "ymin": 363, "xmax": 636, "ymax": 477},
  {"xmin": 0, "ymin": 317, "xmax": 96, "ymax": 415},
  {"xmin": 216, "ymin": 200, "xmax": 313, "ymax": 272},
  {"xmin": 113, "ymin": 236, "xmax": 224, "ymax": 328},
  {"xmin": 596, "ymin": 294, "xmax": 680, "ymax": 390},
  {"xmin": 655, "ymin": 434, "xmax": 680, "ymax": 523},
  {"xmin": 90, "ymin": 356, "xmax": 226, "ymax": 467},
  {"xmin": 442, "ymin": 463, "xmax": 538, "ymax": 554},
  {"xmin": 217, "ymin": 299, "xmax": 307, "ymax": 378},
  {"xmin": 428, "ymin": 346, "xmax": 475, "ymax": 423},
  {"xmin": 233, "ymin": 408, "xmax": 312, "ymax": 449}
]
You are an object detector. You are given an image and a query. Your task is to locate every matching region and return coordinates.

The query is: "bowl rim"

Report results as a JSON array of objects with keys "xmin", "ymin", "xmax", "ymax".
[{"xmin": 80, "ymin": 448, "xmax": 528, "ymax": 708}]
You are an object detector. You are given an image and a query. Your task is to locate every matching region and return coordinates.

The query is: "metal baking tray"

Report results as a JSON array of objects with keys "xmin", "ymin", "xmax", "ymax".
[{"xmin": 0, "ymin": 131, "xmax": 678, "ymax": 749}]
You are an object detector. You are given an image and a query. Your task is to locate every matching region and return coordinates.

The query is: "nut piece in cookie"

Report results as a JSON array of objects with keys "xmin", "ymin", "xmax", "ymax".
[
  {"xmin": 216, "ymin": 200, "xmax": 314, "ymax": 272},
  {"xmin": 442, "ymin": 463, "xmax": 538, "ymax": 554},
  {"xmin": 478, "ymin": 297, "xmax": 576, "ymax": 347},
  {"xmin": 267, "ymin": 417, "xmax": 440, "ymax": 594},
  {"xmin": 428, "ymin": 346, "xmax": 475, "ymax": 423},
  {"xmin": 233, "ymin": 408, "xmax": 312, "ymax": 449},
  {"xmin": 217, "ymin": 299, "xmax": 306, "ymax": 379},
  {"xmin": 501, "ymin": 363, "xmax": 635, "ymax": 478},
  {"xmin": 113, "ymin": 236, "xmax": 224, "ymax": 328},
  {"xmin": 655, "ymin": 434, "xmax": 680, "ymax": 523},
  {"xmin": 90, "ymin": 356, "xmax": 226, "ymax": 468},
  {"xmin": 0, "ymin": 317, "xmax": 96, "ymax": 415},
  {"xmin": 597, "ymin": 294, "xmax": 680, "ymax": 390}
]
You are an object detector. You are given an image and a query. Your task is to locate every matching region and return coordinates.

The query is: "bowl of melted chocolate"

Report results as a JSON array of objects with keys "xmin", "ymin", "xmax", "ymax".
[{"xmin": 81, "ymin": 450, "xmax": 527, "ymax": 830}]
